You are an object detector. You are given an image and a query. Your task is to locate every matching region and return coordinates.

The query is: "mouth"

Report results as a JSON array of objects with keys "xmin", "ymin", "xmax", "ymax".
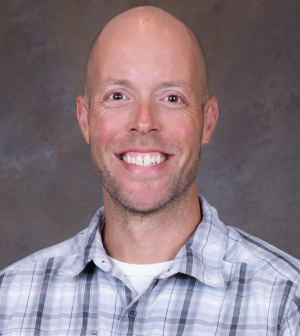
[{"xmin": 119, "ymin": 152, "xmax": 168, "ymax": 167}]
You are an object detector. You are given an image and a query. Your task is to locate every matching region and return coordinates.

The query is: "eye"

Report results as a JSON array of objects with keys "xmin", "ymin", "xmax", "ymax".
[
  {"xmin": 109, "ymin": 92, "xmax": 125, "ymax": 100},
  {"xmin": 164, "ymin": 95, "xmax": 182, "ymax": 103}
]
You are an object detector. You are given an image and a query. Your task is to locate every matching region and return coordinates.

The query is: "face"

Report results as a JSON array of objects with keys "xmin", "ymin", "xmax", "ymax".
[{"xmin": 77, "ymin": 20, "xmax": 218, "ymax": 213}]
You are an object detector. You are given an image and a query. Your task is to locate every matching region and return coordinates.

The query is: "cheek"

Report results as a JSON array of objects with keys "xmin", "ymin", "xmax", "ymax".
[
  {"xmin": 164, "ymin": 113, "xmax": 202, "ymax": 149},
  {"xmin": 90, "ymin": 112, "xmax": 126, "ymax": 145}
]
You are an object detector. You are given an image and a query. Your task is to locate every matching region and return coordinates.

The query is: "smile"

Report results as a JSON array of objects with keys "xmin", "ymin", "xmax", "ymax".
[{"xmin": 121, "ymin": 152, "xmax": 167, "ymax": 167}]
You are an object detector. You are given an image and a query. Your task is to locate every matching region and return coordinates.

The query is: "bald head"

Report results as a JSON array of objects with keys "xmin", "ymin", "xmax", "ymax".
[{"xmin": 84, "ymin": 6, "xmax": 209, "ymax": 108}]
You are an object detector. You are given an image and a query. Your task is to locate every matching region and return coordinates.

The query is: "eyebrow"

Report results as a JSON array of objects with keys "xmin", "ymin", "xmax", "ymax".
[
  {"xmin": 102, "ymin": 78, "xmax": 133, "ymax": 87},
  {"xmin": 159, "ymin": 81, "xmax": 191, "ymax": 88},
  {"xmin": 102, "ymin": 79, "xmax": 191, "ymax": 90}
]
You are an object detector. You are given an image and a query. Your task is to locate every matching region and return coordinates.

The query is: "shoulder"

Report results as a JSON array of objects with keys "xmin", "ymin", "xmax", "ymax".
[
  {"xmin": 0, "ymin": 227, "xmax": 87, "ymax": 279},
  {"xmin": 0, "ymin": 206, "xmax": 104, "ymax": 287},
  {"xmin": 225, "ymin": 225, "xmax": 300, "ymax": 283},
  {"xmin": 0, "ymin": 226, "xmax": 93, "ymax": 333}
]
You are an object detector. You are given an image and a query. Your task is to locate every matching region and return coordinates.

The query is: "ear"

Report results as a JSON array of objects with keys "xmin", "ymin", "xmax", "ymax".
[
  {"xmin": 76, "ymin": 96, "xmax": 90, "ymax": 144},
  {"xmin": 201, "ymin": 97, "xmax": 219, "ymax": 145}
]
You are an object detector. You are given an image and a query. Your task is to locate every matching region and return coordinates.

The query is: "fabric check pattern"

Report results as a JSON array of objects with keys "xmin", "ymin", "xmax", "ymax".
[{"xmin": 1, "ymin": 195, "xmax": 300, "ymax": 335}]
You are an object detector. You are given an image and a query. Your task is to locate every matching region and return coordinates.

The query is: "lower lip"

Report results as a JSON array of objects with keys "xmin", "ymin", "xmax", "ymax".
[{"xmin": 117, "ymin": 156, "xmax": 171, "ymax": 173}]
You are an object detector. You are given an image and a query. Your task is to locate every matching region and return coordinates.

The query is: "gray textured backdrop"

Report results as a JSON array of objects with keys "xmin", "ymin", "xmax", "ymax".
[{"xmin": 1, "ymin": 0, "xmax": 300, "ymax": 270}]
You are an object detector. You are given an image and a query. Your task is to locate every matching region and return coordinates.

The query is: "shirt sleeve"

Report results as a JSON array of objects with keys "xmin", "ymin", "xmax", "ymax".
[{"xmin": 280, "ymin": 294, "xmax": 300, "ymax": 336}]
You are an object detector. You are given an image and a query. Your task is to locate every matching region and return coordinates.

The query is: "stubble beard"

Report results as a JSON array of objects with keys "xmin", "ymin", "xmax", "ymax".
[{"xmin": 89, "ymin": 138, "xmax": 202, "ymax": 215}]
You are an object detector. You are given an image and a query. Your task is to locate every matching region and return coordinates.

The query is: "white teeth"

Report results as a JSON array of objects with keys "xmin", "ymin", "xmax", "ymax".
[
  {"xmin": 144, "ymin": 154, "xmax": 151, "ymax": 166},
  {"xmin": 136, "ymin": 155, "xmax": 143, "ymax": 166},
  {"xmin": 121, "ymin": 153, "xmax": 167, "ymax": 166}
]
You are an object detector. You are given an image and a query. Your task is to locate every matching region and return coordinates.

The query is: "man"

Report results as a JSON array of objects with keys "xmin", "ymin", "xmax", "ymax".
[{"xmin": 1, "ymin": 6, "xmax": 300, "ymax": 336}]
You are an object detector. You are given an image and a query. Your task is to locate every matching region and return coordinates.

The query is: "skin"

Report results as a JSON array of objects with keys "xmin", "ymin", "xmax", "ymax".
[{"xmin": 77, "ymin": 6, "xmax": 219, "ymax": 264}]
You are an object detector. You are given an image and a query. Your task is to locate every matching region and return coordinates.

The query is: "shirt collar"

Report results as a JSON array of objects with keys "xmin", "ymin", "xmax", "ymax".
[
  {"xmin": 160, "ymin": 195, "xmax": 227, "ymax": 287},
  {"xmin": 61, "ymin": 195, "xmax": 227, "ymax": 287},
  {"xmin": 61, "ymin": 208, "xmax": 111, "ymax": 276}
]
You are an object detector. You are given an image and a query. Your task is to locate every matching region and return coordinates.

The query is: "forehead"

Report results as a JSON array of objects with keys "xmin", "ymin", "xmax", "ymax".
[{"xmin": 90, "ymin": 19, "xmax": 201, "ymax": 90}]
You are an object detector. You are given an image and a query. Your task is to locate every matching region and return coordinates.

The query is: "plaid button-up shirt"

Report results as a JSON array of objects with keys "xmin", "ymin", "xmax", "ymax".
[{"xmin": 1, "ymin": 195, "xmax": 300, "ymax": 336}]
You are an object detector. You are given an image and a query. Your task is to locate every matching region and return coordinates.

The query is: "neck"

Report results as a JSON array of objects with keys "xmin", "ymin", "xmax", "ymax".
[{"xmin": 102, "ymin": 181, "xmax": 201, "ymax": 264}]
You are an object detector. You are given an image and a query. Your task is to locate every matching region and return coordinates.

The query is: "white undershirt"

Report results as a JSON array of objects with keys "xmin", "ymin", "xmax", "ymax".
[{"xmin": 108, "ymin": 257, "xmax": 173, "ymax": 295}]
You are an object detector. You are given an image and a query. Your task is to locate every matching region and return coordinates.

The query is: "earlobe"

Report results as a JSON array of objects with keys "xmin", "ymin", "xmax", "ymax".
[
  {"xmin": 201, "ymin": 97, "xmax": 219, "ymax": 145},
  {"xmin": 76, "ymin": 96, "xmax": 90, "ymax": 144}
]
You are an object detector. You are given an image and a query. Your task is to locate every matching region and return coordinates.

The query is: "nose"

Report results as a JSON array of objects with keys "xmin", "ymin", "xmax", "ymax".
[{"xmin": 127, "ymin": 99, "xmax": 161, "ymax": 134}]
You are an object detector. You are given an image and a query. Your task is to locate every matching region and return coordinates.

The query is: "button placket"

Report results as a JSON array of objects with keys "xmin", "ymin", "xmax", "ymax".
[{"xmin": 128, "ymin": 308, "xmax": 137, "ymax": 321}]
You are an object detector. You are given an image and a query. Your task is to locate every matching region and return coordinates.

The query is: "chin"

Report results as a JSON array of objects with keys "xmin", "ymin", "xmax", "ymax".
[{"xmin": 107, "ymin": 188, "xmax": 175, "ymax": 214}]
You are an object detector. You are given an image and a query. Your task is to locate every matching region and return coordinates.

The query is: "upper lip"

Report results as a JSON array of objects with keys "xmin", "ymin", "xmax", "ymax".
[{"xmin": 115, "ymin": 147, "xmax": 171, "ymax": 156}]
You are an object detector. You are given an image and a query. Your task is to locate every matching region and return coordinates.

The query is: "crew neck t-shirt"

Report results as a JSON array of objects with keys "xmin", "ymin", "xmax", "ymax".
[{"xmin": 108, "ymin": 257, "xmax": 173, "ymax": 294}]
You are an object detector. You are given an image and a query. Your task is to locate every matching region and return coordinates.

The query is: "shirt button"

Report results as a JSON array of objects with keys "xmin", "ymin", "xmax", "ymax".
[{"xmin": 128, "ymin": 309, "xmax": 137, "ymax": 317}]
